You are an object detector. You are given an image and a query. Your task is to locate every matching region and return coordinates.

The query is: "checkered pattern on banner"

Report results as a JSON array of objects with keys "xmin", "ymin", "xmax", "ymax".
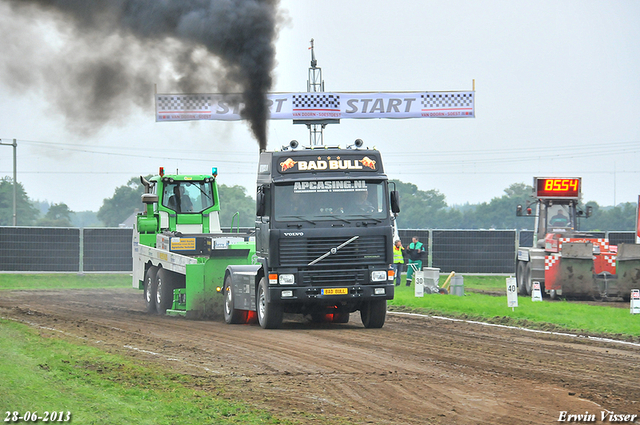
[
  {"xmin": 604, "ymin": 254, "xmax": 616, "ymax": 267},
  {"xmin": 545, "ymin": 254, "xmax": 560, "ymax": 270},
  {"xmin": 292, "ymin": 94, "xmax": 340, "ymax": 110},
  {"xmin": 157, "ymin": 95, "xmax": 211, "ymax": 112},
  {"xmin": 421, "ymin": 93, "xmax": 473, "ymax": 109}
]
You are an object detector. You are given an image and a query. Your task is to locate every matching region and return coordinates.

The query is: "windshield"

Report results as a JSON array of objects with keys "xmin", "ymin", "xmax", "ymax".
[
  {"xmin": 274, "ymin": 180, "xmax": 388, "ymax": 222},
  {"xmin": 161, "ymin": 181, "xmax": 214, "ymax": 213},
  {"xmin": 543, "ymin": 203, "xmax": 573, "ymax": 229}
]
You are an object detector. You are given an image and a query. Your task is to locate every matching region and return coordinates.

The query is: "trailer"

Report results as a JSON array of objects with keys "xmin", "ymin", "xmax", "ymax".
[
  {"xmin": 515, "ymin": 177, "xmax": 640, "ymax": 300},
  {"xmin": 133, "ymin": 140, "xmax": 399, "ymax": 328}
]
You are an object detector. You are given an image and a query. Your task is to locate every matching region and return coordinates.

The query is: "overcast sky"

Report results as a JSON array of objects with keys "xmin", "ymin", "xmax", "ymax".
[{"xmin": 1, "ymin": 0, "xmax": 639, "ymax": 214}]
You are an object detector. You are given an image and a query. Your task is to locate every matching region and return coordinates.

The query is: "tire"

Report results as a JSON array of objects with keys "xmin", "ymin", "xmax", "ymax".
[
  {"xmin": 144, "ymin": 266, "xmax": 158, "ymax": 314},
  {"xmin": 155, "ymin": 268, "xmax": 175, "ymax": 316},
  {"xmin": 360, "ymin": 299, "xmax": 387, "ymax": 329},
  {"xmin": 517, "ymin": 261, "xmax": 527, "ymax": 295},
  {"xmin": 333, "ymin": 312, "xmax": 350, "ymax": 323},
  {"xmin": 256, "ymin": 277, "xmax": 283, "ymax": 329},
  {"xmin": 224, "ymin": 275, "xmax": 245, "ymax": 324},
  {"xmin": 523, "ymin": 262, "xmax": 532, "ymax": 296}
]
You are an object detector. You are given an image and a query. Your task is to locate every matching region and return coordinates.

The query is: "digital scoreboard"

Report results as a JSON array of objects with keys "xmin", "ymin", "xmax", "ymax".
[{"xmin": 535, "ymin": 178, "xmax": 581, "ymax": 199}]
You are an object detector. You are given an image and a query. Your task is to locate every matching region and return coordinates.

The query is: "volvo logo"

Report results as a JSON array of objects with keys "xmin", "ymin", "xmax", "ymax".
[
  {"xmin": 283, "ymin": 232, "xmax": 304, "ymax": 237},
  {"xmin": 330, "ymin": 247, "xmax": 337, "ymax": 255}
]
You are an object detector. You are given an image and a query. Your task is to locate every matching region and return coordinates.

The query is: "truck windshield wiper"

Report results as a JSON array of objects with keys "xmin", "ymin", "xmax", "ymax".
[
  {"xmin": 279, "ymin": 215, "xmax": 316, "ymax": 225},
  {"xmin": 187, "ymin": 183, "xmax": 212, "ymax": 201},
  {"xmin": 345, "ymin": 214, "xmax": 382, "ymax": 223},
  {"xmin": 316, "ymin": 214, "xmax": 351, "ymax": 224}
]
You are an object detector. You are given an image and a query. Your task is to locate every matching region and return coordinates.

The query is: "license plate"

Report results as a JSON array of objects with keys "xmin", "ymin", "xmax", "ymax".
[{"xmin": 322, "ymin": 288, "xmax": 348, "ymax": 295}]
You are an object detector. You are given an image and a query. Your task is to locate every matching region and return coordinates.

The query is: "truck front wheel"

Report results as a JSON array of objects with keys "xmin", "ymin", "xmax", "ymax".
[
  {"xmin": 144, "ymin": 266, "xmax": 158, "ymax": 314},
  {"xmin": 256, "ymin": 277, "xmax": 283, "ymax": 329},
  {"xmin": 224, "ymin": 275, "xmax": 245, "ymax": 324},
  {"xmin": 360, "ymin": 299, "xmax": 387, "ymax": 328}
]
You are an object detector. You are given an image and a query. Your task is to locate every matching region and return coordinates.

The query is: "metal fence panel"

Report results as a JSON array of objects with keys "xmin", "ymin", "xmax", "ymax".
[
  {"xmin": 608, "ymin": 231, "xmax": 636, "ymax": 246},
  {"xmin": 83, "ymin": 228, "xmax": 133, "ymax": 272},
  {"xmin": 432, "ymin": 230, "xmax": 516, "ymax": 274},
  {"xmin": 518, "ymin": 230, "xmax": 534, "ymax": 248},
  {"xmin": 0, "ymin": 227, "xmax": 637, "ymax": 273},
  {"xmin": 0, "ymin": 227, "xmax": 79, "ymax": 271}
]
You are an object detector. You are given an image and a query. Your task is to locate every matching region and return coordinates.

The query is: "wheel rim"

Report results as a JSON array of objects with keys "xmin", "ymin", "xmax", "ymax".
[
  {"xmin": 156, "ymin": 278, "xmax": 162, "ymax": 305},
  {"xmin": 225, "ymin": 286, "xmax": 232, "ymax": 316},
  {"xmin": 145, "ymin": 277, "xmax": 152, "ymax": 304},
  {"xmin": 258, "ymin": 286, "xmax": 266, "ymax": 322}
]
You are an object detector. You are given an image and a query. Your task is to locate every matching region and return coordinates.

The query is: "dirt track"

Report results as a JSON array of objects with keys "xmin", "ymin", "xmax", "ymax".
[{"xmin": 1, "ymin": 288, "xmax": 639, "ymax": 424}]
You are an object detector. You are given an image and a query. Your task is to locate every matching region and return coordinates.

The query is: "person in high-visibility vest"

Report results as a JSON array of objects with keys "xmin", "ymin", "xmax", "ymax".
[
  {"xmin": 392, "ymin": 240, "xmax": 405, "ymax": 286},
  {"xmin": 406, "ymin": 236, "xmax": 425, "ymax": 286}
]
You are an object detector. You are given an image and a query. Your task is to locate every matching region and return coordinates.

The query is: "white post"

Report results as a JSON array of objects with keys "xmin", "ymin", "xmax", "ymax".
[
  {"xmin": 631, "ymin": 290, "xmax": 640, "ymax": 315},
  {"xmin": 506, "ymin": 277, "xmax": 518, "ymax": 311},
  {"xmin": 531, "ymin": 281, "xmax": 543, "ymax": 302}
]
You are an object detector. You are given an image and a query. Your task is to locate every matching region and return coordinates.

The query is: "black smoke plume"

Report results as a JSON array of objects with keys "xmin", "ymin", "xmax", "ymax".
[{"xmin": 0, "ymin": 0, "xmax": 281, "ymax": 150}]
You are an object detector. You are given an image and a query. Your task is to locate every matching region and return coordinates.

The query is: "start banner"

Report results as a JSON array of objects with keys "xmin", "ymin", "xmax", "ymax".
[{"xmin": 155, "ymin": 91, "xmax": 475, "ymax": 122}]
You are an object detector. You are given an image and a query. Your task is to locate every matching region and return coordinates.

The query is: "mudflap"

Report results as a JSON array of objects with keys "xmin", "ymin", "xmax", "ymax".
[
  {"xmin": 615, "ymin": 244, "xmax": 640, "ymax": 299},
  {"xmin": 558, "ymin": 242, "xmax": 598, "ymax": 298}
]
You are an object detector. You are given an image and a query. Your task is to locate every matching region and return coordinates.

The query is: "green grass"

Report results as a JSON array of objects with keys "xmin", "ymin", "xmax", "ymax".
[
  {"xmin": 0, "ymin": 273, "xmax": 131, "ymax": 290},
  {"xmin": 458, "ymin": 274, "xmax": 508, "ymax": 292},
  {"xmin": 390, "ymin": 274, "xmax": 640, "ymax": 338},
  {"xmin": 0, "ymin": 319, "xmax": 292, "ymax": 424}
]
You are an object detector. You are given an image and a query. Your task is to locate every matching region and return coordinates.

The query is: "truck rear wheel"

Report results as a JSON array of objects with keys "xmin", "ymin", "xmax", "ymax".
[
  {"xmin": 360, "ymin": 299, "xmax": 386, "ymax": 328},
  {"xmin": 155, "ymin": 268, "xmax": 175, "ymax": 315},
  {"xmin": 144, "ymin": 266, "xmax": 158, "ymax": 314},
  {"xmin": 256, "ymin": 277, "xmax": 283, "ymax": 329},
  {"xmin": 517, "ymin": 261, "xmax": 532, "ymax": 296},
  {"xmin": 224, "ymin": 275, "xmax": 245, "ymax": 324},
  {"xmin": 517, "ymin": 261, "xmax": 527, "ymax": 295}
]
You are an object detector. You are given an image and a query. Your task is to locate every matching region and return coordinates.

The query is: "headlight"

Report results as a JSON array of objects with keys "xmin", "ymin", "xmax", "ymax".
[
  {"xmin": 371, "ymin": 271, "xmax": 387, "ymax": 282},
  {"xmin": 374, "ymin": 288, "xmax": 386, "ymax": 295},
  {"xmin": 281, "ymin": 290, "xmax": 293, "ymax": 297},
  {"xmin": 279, "ymin": 274, "xmax": 295, "ymax": 285}
]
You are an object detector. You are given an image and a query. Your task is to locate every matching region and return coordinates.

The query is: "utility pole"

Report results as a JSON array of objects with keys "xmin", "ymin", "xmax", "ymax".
[
  {"xmin": 0, "ymin": 139, "xmax": 17, "ymax": 226},
  {"xmin": 293, "ymin": 39, "xmax": 339, "ymax": 146}
]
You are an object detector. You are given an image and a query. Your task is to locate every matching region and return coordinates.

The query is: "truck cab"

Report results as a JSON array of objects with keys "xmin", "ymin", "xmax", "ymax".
[
  {"xmin": 136, "ymin": 168, "xmax": 222, "ymax": 246},
  {"xmin": 223, "ymin": 142, "xmax": 399, "ymax": 329}
]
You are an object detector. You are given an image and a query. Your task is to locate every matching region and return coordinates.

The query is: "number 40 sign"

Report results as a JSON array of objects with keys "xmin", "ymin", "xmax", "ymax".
[{"xmin": 506, "ymin": 277, "xmax": 518, "ymax": 310}]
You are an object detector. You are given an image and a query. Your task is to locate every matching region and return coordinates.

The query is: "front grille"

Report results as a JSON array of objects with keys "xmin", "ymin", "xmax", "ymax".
[
  {"xmin": 279, "ymin": 235, "xmax": 387, "ymax": 267},
  {"xmin": 302, "ymin": 268, "xmax": 367, "ymax": 286}
]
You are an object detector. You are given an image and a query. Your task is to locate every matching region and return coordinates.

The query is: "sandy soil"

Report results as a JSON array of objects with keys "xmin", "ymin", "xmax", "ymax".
[{"xmin": 1, "ymin": 288, "xmax": 639, "ymax": 425}]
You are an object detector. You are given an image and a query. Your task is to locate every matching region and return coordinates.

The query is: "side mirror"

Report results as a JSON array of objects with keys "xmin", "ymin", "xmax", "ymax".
[
  {"xmin": 256, "ymin": 191, "xmax": 266, "ymax": 217},
  {"xmin": 586, "ymin": 205, "xmax": 593, "ymax": 218},
  {"xmin": 141, "ymin": 193, "xmax": 158, "ymax": 204},
  {"xmin": 390, "ymin": 191, "xmax": 400, "ymax": 214}
]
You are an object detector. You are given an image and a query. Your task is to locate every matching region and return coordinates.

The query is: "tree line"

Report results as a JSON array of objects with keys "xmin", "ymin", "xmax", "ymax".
[{"xmin": 0, "ymin": 176, "xmax": 636, "ymax": 231}]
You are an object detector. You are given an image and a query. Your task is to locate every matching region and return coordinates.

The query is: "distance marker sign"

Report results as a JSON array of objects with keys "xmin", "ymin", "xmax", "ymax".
[{"xmin": 506, "ymin": 277, "xmax": 518, "ymax": 309}]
